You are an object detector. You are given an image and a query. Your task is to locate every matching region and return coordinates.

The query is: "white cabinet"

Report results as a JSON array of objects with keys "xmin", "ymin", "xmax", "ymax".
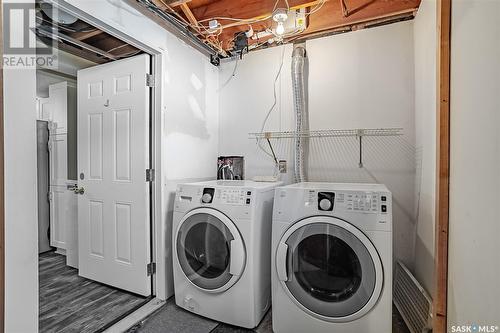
[
  {"xmin": 48, "ymin": 133, "xmax": 68, "ymax": 186},
  {"xmin": 49, "ymin": 185, "xmax": 67, "ymax": 249},
  {"xmin": 44, "ymin": 80, "xmax": 79, "ymax": 267},
  {"xmin": 48, "ymin": 183, "xmax": 78, "ymax": 261}
]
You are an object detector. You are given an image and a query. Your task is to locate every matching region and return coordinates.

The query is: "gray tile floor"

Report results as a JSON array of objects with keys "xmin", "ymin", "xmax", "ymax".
[
  {"xmin": 39, "ymin": 252, "xmax": 148, "ymax": 333},
  {"xmin": 128, "ymin": 298, "xmax": 410, "ymax": 333}
]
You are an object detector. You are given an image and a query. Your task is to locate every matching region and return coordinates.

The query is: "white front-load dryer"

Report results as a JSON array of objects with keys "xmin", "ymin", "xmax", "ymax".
[
  {"xmin": 271, "ymin": 182, "xmax": 392, "ymax": 333},
  {"xmin": 173, "ymin": 180, "xmax": 281, "ymax": 328}
]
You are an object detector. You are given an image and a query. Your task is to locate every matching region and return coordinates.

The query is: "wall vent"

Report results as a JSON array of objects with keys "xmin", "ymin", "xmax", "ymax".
[{"xmin": 393, "ymin": 261, "xmax": 433, "ymax": 333}]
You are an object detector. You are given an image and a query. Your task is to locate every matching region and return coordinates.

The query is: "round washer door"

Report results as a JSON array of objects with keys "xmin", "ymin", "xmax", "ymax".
[
  {"xmin": 275, "ymin": 216, "xmax": 383, "ymax": 322},
  {"xmin": 176, "ymin": 208, "xmax": 246, "ymax": 293}
]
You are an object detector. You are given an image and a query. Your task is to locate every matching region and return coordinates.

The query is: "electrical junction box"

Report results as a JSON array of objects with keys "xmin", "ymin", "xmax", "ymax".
[
  {"xmin": 279, "ymin": 160, "xmax": 287, "ymax": 173},
  {"xmin": 284, "ymin": 9, "xmax": 307, "ymax": 33}
]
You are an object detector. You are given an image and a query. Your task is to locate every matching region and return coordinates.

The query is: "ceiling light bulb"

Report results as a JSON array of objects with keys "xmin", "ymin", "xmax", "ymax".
[
  {"xmin": 273, "ymin": 8, "xmax": 288, "ymax": 23},
  {"xmin": 276, "ymin": 22, "xmax": 285, "ymax": 35}
]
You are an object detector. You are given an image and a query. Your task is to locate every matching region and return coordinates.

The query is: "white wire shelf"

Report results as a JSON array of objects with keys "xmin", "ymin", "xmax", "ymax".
[
  {"xmin": 249, "ymin": 128, "xmax": 404, "ymax": 168},
  {"xmin": 248, "ymin": 128, "xmax": 403, "ymax": 139}
]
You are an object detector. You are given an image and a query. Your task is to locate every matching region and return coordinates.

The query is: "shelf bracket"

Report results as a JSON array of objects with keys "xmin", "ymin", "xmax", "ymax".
[{"xmin": 357, "ymin": 129, "xmax": 364, "ymax": 168}]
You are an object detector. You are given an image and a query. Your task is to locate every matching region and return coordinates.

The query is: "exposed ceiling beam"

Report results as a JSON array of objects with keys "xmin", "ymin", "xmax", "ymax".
[
  {"xmin": 340, "ymin": 0, "xmax": 349, "ymax": 17},
  {"xmin": 207, "ymin": 0, "xmax": 324, "ymax": 31},
  {"xmin": 138, "ymin": 0, "xmax": 421, "ymax": 57},
  {"xmin": 151, "ymin": 0, "xmax": 191, "ymax": 10},
  {"xmin": 36, "ymin": 26, "xmax": 119, "ymax": 61},
  {"xmin": 125, "ymin": 0, "xmax": 218, "ymax": 58},
  {"xmin": 73, "ymin": 29, "xmax": 103, "ymax": 41},
  {"xmin": 210, "ymin": 0, "xmax": 419, "ymax": 50},
  {"xmin": 166, "ymin": 0, "xmax": 191, "ymax": 7},
  {"xmin": 287, "ymin": 9, "xmax": 414, "ymax": 42},
  {"xmin": 180, "ymin": 2, "xmax": 199, "ymax": 26},
  {"xmin": 191, "ymin": 0, "xmax": 308, "ymax": 21}
]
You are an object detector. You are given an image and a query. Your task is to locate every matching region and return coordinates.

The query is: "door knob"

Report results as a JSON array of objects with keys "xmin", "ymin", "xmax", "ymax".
[{"xmin": 73, "ymin": 187, "xmax": 85, "ymax": 195}]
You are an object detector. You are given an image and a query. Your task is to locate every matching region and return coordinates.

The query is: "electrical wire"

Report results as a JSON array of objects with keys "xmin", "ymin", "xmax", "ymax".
[
  {"xmin": 306, "ymin": 0, "xmax": 327, "ymax": 17},
  {"xmin": 218, "ymin": 56, "xmax": 239, "ymax": 91},
  {"xmin": 198, "ymin": 0, "xmax": 280, "ymax": 26},
  {"xmin": 257, "ymin": 45, "xmax": 285, "ymax": 161},
  {"xmin": 151, "ymin": 0, "xmax": 326, "ymax": 55},
  {"xmin": 154, "ymin": 0, "xmax": 230, "ymax": 54}
]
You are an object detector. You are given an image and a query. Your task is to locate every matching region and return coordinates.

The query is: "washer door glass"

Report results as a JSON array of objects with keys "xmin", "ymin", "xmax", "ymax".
[
  {"xmin": 177, "ymin": 212, "xmax": 234, "ymax": 290},
  {"xmin": 283, "ymin": 221, "xmax": 377, "ymax": 318}
]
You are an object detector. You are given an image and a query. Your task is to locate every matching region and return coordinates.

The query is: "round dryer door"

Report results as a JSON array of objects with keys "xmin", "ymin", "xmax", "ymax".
[
  {"xmin": 176, "ymin": 208, "xmax": 246, "ymax": 293},
  {"xmin": 275, "ymin": 216, "xmax": 383, "ymax": 322}
]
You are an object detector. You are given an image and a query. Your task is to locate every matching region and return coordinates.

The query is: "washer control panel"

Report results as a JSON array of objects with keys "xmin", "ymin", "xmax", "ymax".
[
  {"xmin": 198, "ymin": 188, "xmax": 252, "ymax": 206},
  {"xmin": 344, "ymin": 192, "xmax": 380, "ymax": 213},
  {"xmin": 218, "ymin": 189, "xmax": 251, "ymax": 205}
]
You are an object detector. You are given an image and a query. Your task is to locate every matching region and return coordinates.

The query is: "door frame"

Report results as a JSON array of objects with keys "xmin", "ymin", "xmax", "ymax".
[
  {"xmin": 434, "ymin": 0, "xmax": 451, "ymax": 332},
  {"xmin": 0, "ymin": 1, "xmax": 5, "ymax": 330},
  {"xmin": 41, "ymin": 0, "xmax": 164, "ymax": 298}
]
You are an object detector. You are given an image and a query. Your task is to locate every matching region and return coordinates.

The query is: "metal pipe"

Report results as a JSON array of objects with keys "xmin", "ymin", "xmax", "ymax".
[{"xmin": 291, "ymin": 43, "xmax": 309, "ymax": 183}]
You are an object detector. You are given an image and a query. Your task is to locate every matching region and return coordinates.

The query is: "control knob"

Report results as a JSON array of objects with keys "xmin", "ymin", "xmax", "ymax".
[
  {"xmin": 202, "ymin": 193, "xmax": 212, "ymax": 203},
  {"xmin": 319, "ymin": 198, "xmax": 332, "ymax": 211}
]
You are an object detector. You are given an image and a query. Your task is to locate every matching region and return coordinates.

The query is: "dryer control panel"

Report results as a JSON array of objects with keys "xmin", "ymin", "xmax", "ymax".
[
  {"xmin": 274, "ymin": 184, "xmax": 392, "ymax": 230},
  {"xmin": 303, "ymin": 190, "xmax": 389, "ymax": 215}
]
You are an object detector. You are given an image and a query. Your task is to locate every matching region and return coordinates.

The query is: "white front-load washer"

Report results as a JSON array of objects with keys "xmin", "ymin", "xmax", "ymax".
[
  {"xmin": 173, "ymin": 180, "xmax": 281, "ymax": 328},
  {"xmin": 271, "ymin": 182, "xmax": 392, "ymax": 333}
]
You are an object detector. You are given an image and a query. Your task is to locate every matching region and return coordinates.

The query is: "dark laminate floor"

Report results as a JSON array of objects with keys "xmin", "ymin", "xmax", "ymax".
[
  {"xmin": 39, "ymin": 251, "xmax": 147, "ymax": 333},
  {"xmin": 128, "ymin": 298, "xmax": 410, "ymax": 333}
]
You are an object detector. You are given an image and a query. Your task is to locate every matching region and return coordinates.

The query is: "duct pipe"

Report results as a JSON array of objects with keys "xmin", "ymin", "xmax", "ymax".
[{"xmin": 291, "ymin": 43, "xmax": 309, "ymax": 183}]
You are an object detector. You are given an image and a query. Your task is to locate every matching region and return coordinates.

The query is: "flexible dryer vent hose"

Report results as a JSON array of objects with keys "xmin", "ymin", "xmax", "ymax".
[{"xmin": 291, "ymin": 44, "xmax": 308, "ymax": 183}]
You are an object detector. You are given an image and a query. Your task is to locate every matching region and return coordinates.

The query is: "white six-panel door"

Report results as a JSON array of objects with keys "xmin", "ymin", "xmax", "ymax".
[{"xmin": 77, "ymin": 54, "xmax": 151, "ymax": 296}]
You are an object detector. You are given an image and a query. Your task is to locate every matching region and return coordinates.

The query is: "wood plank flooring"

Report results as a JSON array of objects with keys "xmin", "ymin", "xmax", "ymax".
[{"xmin": 39, "ymin": 252, "xmax": 147, "ymax": 333}]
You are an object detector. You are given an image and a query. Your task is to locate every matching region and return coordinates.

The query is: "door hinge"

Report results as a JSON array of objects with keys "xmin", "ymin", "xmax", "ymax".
[
  {"xmin": 146, "ymin": 74, "xmax": 155, "ymax": 87},
  {"xmin": 147, "ymin": 262, "xmax": 156, "ymax": 276},
  {"xmin": 146, "ymin": 169, "xmax": 155, "ymax": 182},
  {"xmin": 47, "ymin": 191, "xmax": 53, "ymax": 201}
]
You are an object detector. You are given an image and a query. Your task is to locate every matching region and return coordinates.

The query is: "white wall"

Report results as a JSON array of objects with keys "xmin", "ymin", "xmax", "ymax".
[
  {"xmin": 448, "ymin": 0, "xmax": 500, "ymax": 329},
  {"xmin": 413, "ymin": 0, "xmax": 436, "ymax": 296},
  {"xmin": 4, "ymin": 0, "xmax": 219, "ymax": 329},
  {"xmin": 3, "ymin": 0, "xmax": 39, "ymax": 331},
  {"xmin": 219, "ymin": 21, "xmax": 417, "ymax": 266}
]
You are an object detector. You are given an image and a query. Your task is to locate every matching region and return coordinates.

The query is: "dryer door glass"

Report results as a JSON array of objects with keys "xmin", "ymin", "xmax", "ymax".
[
  {"xmin": 177, "ymin": 213, "xmax": 234, "ymax": 290},
  {"xmin": 283, "ymin": 222, "xmax": 377, "ymax": 318}
]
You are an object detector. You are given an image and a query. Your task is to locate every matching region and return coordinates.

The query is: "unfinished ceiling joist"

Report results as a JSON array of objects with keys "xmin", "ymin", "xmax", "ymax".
[
  {"xmin": 36, "ymin": 25, "xmax": 119, "ymax": 61},
  {"xmin": 180, "ymin": 2, "xmax": 199, "ymax": 26},
  {"xmin": 340, "ymin": 0, "xmax": 349, "ymax": 17},
  {"xmin": 72, "ymin": 29, "xmax": 103, "ymax": 41},
  {"xmin": 126, "ymin": 0, "xmax": 219, "ymax": 59},
  {"xmin": 140, "ymin": 0, "xmax": 421, "ymax": 57},
  {"xmin": 129, "ymin": 0, "xmax": 421, "ymax": 60},
  {"xmin": 162, "ymin": 0, "xmax": 192, "ymax": 6}
]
